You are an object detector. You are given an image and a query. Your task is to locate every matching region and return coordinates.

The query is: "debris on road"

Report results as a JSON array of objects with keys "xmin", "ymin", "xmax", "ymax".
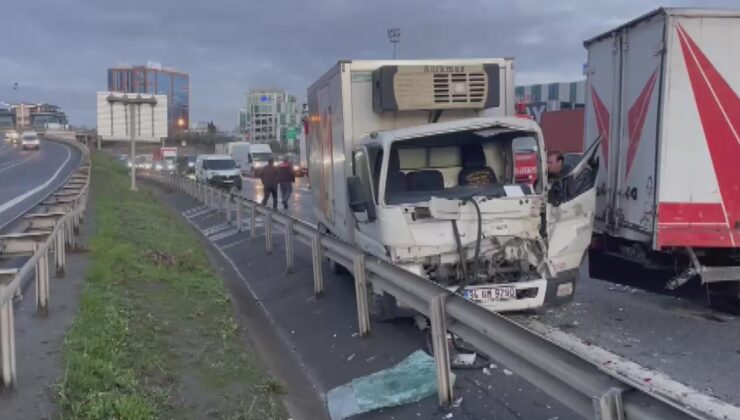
[
  {"xmin": 503, "ymin": 369, "xmax": 514, "ymax": 376},
  {"xmin": 452, "ymin": 353, "xmax": 476, "ymax": 366},
  {"xmin": 327, "ymin": 350, "xmax": 451, "ymax": 420}
]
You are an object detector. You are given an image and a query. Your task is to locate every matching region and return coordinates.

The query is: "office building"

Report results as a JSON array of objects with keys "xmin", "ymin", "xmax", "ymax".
[
  {"xmin": 107, "ymin": 62, "xmax": 189, "ymax": 133},
  {"xmin": 239, "ymin": 89, "xmax": 301, "ymax": 145},
  {"xmin": 515, "ymin": 80, "xmax": 585, "ymax": 122}
]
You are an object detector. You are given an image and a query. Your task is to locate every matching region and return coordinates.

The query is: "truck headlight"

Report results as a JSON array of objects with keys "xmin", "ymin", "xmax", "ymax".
[{"xmin": 556, "ymin": 282, "xmax": 574, "ymax": 297}]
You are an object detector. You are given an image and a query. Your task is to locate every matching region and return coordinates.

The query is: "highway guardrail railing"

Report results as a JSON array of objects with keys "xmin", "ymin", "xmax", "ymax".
[
  {"xmin": 142, "ymin": 170, "xmax": 740, "ymax": 420},
  {"xmin": 0, "ymin": 137, "xmax": 90, "ymax": 390}
]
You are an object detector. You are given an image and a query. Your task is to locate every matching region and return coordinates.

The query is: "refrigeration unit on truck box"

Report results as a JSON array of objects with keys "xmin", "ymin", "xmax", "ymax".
[
  {"xmin": 583, "ymin": 8, "xmax": 740, "ymax": 291},
  {"xmin": 308, "ymin": 59, "xmax": 601, "ymax": 316}
]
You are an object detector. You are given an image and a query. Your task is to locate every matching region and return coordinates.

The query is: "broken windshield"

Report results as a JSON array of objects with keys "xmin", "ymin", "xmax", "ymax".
[{"xmin": 384, "ymin": 128, "xmax": 541, "ymax": 205}]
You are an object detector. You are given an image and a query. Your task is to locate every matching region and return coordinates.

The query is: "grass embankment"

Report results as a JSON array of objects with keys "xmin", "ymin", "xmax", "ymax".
[{"xmin": 56, "ymin": 153, "xmax": 286, "ymax": 419}]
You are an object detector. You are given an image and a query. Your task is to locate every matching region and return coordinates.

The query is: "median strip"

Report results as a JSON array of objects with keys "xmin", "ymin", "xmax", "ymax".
[{"xmin": 56, "ymin": 152, "xmax": 286, "ymax": 419}]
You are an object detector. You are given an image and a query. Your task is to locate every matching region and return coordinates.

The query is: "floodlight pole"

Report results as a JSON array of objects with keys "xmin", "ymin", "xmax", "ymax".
[
  {"xmin": 129, "ymin": 104, "xmax": 137, "ymax": 190},
  {"xmin": 106, "ymin": 94, "xmax": 157, "ymax": 191}
]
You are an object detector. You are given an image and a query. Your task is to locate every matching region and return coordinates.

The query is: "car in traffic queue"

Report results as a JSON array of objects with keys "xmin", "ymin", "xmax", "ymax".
[
  {"xmin": 195, "ymin": 154, "xmax": 242, "ymax": 189},
  {"xmin": 176, "ymin": 155, "xmax": 197, "ymax": 175},
  {"xmin": 21, "ymin": 131, "xmax": 40, "ymax": 150}
]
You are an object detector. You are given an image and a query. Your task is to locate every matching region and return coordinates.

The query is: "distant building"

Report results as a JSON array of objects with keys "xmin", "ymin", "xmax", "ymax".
[
  {"xmin": 239, "ymin": 89, "xmax": 301, "ymax": 145},
  {"xmin": 0, "ymin": 104, "xmax": 15, "ymax": 130},
  {"xmin": 1, "ymin": 102, "xmax": 68, "ymax": 129},
  {"xmin": 107, "ymin": 62, "xmax": 189, "ymax": 134},
  {"xmin": 515, "ymin": 80, "xmax": 585, "ymax": 122}
]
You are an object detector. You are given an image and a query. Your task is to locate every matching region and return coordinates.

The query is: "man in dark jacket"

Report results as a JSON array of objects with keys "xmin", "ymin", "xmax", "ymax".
[
  {"xmin": 260, "ymin": 159, "xmax": 279, "ymax": 209},
  {"xmin": 277, "ymin": 158, "xmax": 296, "ymax": 210}
]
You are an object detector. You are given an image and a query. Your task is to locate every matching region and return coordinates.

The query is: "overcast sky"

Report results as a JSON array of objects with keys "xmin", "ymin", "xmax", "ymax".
[{"xmin": 0, "ymin": 0, "xmax": 735, "ymax": 129}]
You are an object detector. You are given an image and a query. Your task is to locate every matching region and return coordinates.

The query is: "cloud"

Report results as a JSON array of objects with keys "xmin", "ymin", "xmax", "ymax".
[{"xmin": 0, "ymin": 0, "xmax": 735, "ymax": 129}]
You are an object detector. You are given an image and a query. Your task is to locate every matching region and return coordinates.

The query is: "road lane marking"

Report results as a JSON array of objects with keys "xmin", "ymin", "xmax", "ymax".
[
  {"xmin": 0, "ymin": 155, "xmax": 33, "ymax": 174},
  {"xmin": 0, "ymin": 144, "xmax": 72, "ymax": 216}
]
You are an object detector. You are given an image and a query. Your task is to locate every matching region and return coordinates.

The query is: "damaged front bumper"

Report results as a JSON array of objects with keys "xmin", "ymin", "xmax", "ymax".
[{"xmin": 395, "ymin": 265, "xmax": 578, "ymax": 313}]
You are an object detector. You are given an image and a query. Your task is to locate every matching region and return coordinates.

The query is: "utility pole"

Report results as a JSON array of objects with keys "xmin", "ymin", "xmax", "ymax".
[
  {"xmin": 106, "ymin": 94, "xmax": 157, "ymax": 191},
  {"xmin": 387, "ymin": 27, "xmax": 401, "ymax": 59}
]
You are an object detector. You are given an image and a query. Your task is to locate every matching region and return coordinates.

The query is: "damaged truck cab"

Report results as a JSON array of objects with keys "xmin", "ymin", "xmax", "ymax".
[{"xmin": 308, "ymin": 59, "xmax": 598, "ymax": 315}]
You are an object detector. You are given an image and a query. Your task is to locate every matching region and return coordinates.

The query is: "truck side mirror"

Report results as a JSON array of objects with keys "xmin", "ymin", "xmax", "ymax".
[
  {"xmin": 347, "ymin": 176, "xmax": 367, "ymax": 213},
  {"xmin": 347, "ymin": 176, "xmax": 377, "ymax": 222}
]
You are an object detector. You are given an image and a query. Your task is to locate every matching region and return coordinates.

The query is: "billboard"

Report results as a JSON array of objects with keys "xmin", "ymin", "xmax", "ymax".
[{"xmin": 96, "ymin": 91, "xmax": 168, "ymax": 142}]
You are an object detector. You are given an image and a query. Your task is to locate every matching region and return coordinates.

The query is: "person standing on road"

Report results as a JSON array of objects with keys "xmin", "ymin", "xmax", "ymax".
[
  {"xmin": 277, "ymin": 157, "xmax": 296, "ymax": 210},
  {"xmin": 260, "ymin": 158, "xmax": 279, "ymax": 209}
]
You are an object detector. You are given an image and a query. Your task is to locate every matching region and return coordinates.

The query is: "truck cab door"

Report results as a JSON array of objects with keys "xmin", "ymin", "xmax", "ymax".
[
  {"xmin": 546, "ymin": 136, "xmax": 602, "ymax": 275},
  {"xmin": 348, "ymin": 146, "xmax": 386, "ymax": 258}
]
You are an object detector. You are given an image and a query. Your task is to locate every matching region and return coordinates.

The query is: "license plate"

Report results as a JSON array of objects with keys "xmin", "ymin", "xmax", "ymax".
[{"xmin": 464, "ymin": 286, "xmax": 516, "ymax": 303}]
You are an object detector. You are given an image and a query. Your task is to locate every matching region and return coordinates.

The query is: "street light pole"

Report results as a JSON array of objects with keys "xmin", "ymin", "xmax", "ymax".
[{"xmin": 387, "ymin": 27, "xmax": 401, "ymax": 59}]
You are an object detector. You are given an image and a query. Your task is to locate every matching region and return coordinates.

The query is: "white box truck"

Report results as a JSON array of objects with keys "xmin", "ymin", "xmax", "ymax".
[
  {"xmin": 583, "ymin": 8, "xmax": 740, "ymax": 293},
  {"xmin": 216, "ymin": 142, "xmax": 275, "ymax": 177},
  {"xmin": 308, "ymin": 59, "xmax": 601, "ymax": 317}
]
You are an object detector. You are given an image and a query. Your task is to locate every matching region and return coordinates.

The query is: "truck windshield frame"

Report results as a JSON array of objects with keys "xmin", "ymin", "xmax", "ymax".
[
  {"xmin": 251, "ymin": 152, "xmax": 273, "ymax": 162},
  {"xmin": 382, "ymin": 128, "xmax": 542, "ymax": 205},
  {"xmin": 203, "ymin": 159, "xmax": 236, "ymax": 170}
]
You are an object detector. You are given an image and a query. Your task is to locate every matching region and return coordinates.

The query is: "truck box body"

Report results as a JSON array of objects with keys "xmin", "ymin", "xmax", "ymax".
[
  {"xmin": 308, "ymin": 59, "xmax": 600, "ymax": 313},
  {"xmin": 584, "ymin": 8, "xmax": 740, "ymax": 285},
  {"xmin": 585, "ymin": 8, "xmax": 740, "ymax": 249},
  {"xmin": 308, "ymin": 59, "xmax": 514, "ymax": 242}
]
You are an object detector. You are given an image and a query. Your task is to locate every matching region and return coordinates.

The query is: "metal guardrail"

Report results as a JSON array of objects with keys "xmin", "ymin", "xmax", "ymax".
[
  {"xmin": 143, "ymin": 171, "xmax": 737, "ymax": 420},
  {"xmin": 0, "ymin": 138, "xmax": 90, "ymax": 390}
]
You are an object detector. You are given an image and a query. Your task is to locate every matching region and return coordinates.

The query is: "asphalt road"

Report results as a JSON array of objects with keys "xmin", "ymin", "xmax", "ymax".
[
  {"xmin": 234, "ymin": 176, "xmax": 740, "ymax": 409},
  {"xmin": 0, "ymin": 138, "xmax": 82, "ymax": 231},
  {"xmin": 165, "ymin": 182, "xmax": 577, "ymax": 420}
]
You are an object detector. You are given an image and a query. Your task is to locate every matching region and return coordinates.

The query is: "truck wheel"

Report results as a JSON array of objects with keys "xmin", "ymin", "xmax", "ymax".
[
  {"xmin": 368, "ymin": 291, "xmax": 398, "ymax": 322},
  {"xmin": 330, "ymin": 258, "xmax": 349, "ymax": 275}
]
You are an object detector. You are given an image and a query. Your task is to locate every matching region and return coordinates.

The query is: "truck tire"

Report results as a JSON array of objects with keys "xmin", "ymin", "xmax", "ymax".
[{"xmin": 368, "ymin": 291, "xmax": 398, "ymax": 322}]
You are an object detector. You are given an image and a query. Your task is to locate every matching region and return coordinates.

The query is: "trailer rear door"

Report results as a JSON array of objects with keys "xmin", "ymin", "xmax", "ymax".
[
  {"xmin": 655, "ymin": 14, "xmax": 740, "ymax": 249},
  {"xmin": 611, "ymin": 13, "xmax": 665, "ymax": 243}
]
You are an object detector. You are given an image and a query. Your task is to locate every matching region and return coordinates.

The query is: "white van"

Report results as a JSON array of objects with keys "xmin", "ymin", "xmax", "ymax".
[{"xmin": 195, "ymin": 154, "xmax": 242, "ymax": 189}]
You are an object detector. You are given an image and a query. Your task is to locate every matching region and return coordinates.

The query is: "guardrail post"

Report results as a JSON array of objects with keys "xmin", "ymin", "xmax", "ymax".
[
  {"xmin": 236, "ymin": 199, "xmax": 243, "ymax": 232},
  {"xmin": 250, "ymin": 203, "xmax": 257, "ymax": 241},
  {"xmin": 310, "ymin": 232, "xmax": 324, "ymax": 297},
  {"xmin": 593, "ymin": 387, "xmax": 626, "ymax": 420},
  {"xmin": 225, "ymin": 194, "xmax": 232, "ymax": 224},
  {"xmin": 265, "ymin": 211, "xmax": 273, "ymax": 254},
  {"xmin": 0, "ymin": 271, "xmax": 17, "ymax": 390},
  {"xmin": 430, "ymin": 294, "xmax": 453, "ymax": 406},
  {"xmin": 35, "ymin": 244, "xmax": 50, "ymax": 317},
  {"xmin": 353, "ymin": 254, "xmax": 370, "ymax": 337},
  {"xmin": 285, "ymin": 220, "xmax": 294, "ymax": 273},
  {"xmin": 55, "ymin": 226, "xmax": 66, "ymax": 276},
  {"xmin": 66, "ymin": 219, "xmax": 75, "ymax": 249}
]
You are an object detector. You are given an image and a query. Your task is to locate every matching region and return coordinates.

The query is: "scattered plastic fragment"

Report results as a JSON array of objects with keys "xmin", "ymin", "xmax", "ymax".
[
  {"xmin": 503, "ymin": 369, "xmax": 513, "ymax": 376},
  {"xmin": 444, "ymin": 414, "xmax": 453, "ymax": 419},
  {"xmin": 452, "ymin": 397, "xmax": 463, "ymax": 407},
  {"xmin": 482, "ymin": 367, "xmax": 491, "ymax": 376},
  {"xmin": 347, "ymin": 353, "xmax": 355, "ymax": 362}
]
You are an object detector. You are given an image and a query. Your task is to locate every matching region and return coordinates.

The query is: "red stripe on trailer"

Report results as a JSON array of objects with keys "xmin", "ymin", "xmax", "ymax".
[
  {"xmin": 625, "ymin": 68, "xmax": 658, "ymax": 179},
  {"xmin": 590, "ymin": 86, "xmax": 610, "ymax": 169},
  {"xmin": 657, "ymin": 202, "xmax": 726, "ymax": 224},
  {"xmin": 676, "ymin": 24, "xmax": 740, "ymax": 247},
  {"xmin": 657, "ymin": 225, "xmax": 734, "ymax": 248}
]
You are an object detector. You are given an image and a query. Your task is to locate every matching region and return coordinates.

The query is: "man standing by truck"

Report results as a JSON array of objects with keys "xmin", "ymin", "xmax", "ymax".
[
  {"xmin": 277, "ymin": 157, "xmax": 295, "ymax": 210},
  {"xmin": 260, "ymin": 158, "xmax": 279, "ymax": 209}
]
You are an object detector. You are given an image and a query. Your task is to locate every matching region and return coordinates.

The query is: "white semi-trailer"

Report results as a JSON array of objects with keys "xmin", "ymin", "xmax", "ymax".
[{"xmin": 308, "ymin": 59, "xmax": 600, "ymax": 318}]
